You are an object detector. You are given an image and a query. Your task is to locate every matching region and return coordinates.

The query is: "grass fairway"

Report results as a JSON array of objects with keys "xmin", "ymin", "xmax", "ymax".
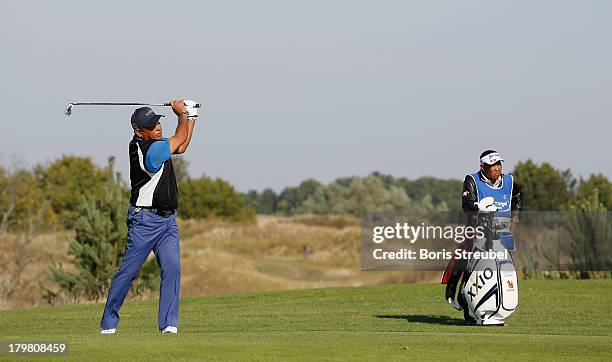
[{"xmin": 1, "ymin": 280, "xmax": 611, "ymax": 360}]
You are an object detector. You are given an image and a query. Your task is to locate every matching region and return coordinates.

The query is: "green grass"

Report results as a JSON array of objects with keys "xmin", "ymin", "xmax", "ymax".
[{"xmin": 1, "ymin": 280, "xmax": 611, "ymax": 360}]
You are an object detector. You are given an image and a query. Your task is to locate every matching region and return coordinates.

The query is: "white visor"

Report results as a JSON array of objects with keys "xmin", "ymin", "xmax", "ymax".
[{"xmin": 480, "ymin": 152, "xmax": 504, "ymax": 165}]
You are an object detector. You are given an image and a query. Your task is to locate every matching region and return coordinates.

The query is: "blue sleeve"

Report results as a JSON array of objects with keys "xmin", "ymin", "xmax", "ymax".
[{"xmin": 145, "ymin": 139, "xmax": 171, "ymax": 173}]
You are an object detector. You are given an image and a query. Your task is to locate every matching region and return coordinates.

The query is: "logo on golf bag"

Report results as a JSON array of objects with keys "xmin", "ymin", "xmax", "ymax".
[
  {"xmin": 507, "ymin": 280, "xmax": 514, "ymax": 289},
  {"xmin": 465, "ymin": 267, "xmax": 493, "ymax": 301}
]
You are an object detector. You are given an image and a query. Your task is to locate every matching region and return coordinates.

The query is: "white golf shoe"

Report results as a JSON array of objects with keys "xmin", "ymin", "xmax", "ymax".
[
  {"xmin": 161, "ymin": 326, "xmax": 178, "ymax": 334},
  {"xmin": 100, "ymin": 328, "xmax": 116, "ymax": 334}
]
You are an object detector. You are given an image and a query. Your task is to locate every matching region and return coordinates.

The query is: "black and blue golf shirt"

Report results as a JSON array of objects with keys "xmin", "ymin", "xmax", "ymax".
[{"xmin": 128, "ymin": 136, "xmax": 178, "ymax": 210}]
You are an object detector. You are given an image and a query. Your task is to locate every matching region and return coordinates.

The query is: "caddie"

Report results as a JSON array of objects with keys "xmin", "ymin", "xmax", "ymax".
[
  {"xmin": 100, "ymin": 99, "xmax": 198, "ymax": 334},
  {"xmin": 442, "ymin": 149, "xmax": 522, "ymax": 324}
]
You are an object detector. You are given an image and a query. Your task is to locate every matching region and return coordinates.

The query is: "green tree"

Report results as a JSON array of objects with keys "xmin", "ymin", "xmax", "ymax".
[
  {"xmin": 512, "ymin": 159, "xmax": 575, "ymax": 210},
  {"xmin": 172, "ymin": 155, "xmax": 191, "ymax": 183},
  {"xmin": 36, "ymin": 155, "xmax": 109, "ymax": 228},
  {"xmin": 564, "ymin": 189, "xmax": 611, "ymax": 278},
  {"xmin": 242, "ymin": 189, "xmax": 277, "ymax": 214},
  {"xmin": 44, "ymin": 157, "xmax": 158, "ymax": 304},
  {"xmin": 276, "ymin": 179, "xmax": 322, "ymax": 215},
  {"xmin": 244, "ymin": 190, "xmax": 259, "ymax": 210},
  {"xmin": 299, "ymin": 175, "xmax": 441, "ymax": 216},
  {"xmin": 0, "ymin": 166, "xmax": 56, "ymax": 234},
  {"xmin": 400, "ymin": 176, "xmax": 462, "ymax": 211},
  {"xmin": 576, "ymin": 174, "xmax": 612, "ymax": 210},
  {"xmin": 179, "ymin": 177, "xmax": 255, "ymax": 221},
  {"xmin": 258, "ymin": 188, "xmax": 278, "ymax": 214}
]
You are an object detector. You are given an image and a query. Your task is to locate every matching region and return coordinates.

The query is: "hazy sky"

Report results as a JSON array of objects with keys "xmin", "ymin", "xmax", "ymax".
[{"xmin": 1, "ymin": 1, "xmax": 610, "ymax": 191}]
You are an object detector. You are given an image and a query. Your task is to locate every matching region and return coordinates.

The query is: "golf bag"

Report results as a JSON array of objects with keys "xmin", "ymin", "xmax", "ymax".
[{"xmin": 462, "ymin": 211, "xmax": 518, "ymax": 325}]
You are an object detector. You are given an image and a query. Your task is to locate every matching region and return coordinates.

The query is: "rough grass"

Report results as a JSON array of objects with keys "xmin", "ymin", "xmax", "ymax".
[
  {"xmin": 0, "ymin": 280, "xmax": 610, "ymax": 360},
  {"xmin": 178, "ymin": 215, "xmax": 438, "ymax": 297},
  {"xmin": 3, "ymin": 215, "xmax": 439, "ymax": 309}
]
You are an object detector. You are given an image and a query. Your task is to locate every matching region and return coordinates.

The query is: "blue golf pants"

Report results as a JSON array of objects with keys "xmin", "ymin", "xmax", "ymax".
[{"xmin": 100, "ymin": 206, "xmax": 180, "ymax": 330}]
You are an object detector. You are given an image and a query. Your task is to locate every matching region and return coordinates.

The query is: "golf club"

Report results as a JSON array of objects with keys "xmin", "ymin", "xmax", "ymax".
[
  {"xmin": 65, "ymin": 101, "xmax": 202, "ymax": 116},
  {"xmin": 448, "ymin": 297, "xmax": 462, "ymax": 311}
]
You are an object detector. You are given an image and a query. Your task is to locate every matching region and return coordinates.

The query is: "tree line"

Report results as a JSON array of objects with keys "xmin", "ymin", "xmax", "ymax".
[
  {"xmin": 0, "ymin": 155, "xmax": 254, "ymax": 233},
  {"xmin": 3, "ymin": 155, "xmax": 608, "ymax": 233},
  {"xmin": 245, "ymin": 161, "xmax": 612, "ymax": 215}
]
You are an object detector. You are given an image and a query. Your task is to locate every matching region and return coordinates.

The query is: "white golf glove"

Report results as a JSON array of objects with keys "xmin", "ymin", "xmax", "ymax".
[
  {"xmin": 184, "ymin": 99, "xmax": 198, "ymax": 119},
  {"xmin": 474, "ymin": 196, "xmax": 498, "ymax": 212}
]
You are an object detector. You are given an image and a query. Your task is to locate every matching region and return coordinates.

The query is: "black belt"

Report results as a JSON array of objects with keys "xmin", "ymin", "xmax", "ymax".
[{"xmin": 133, "ymin": 206, "xmax": 175, "ymax": 218}]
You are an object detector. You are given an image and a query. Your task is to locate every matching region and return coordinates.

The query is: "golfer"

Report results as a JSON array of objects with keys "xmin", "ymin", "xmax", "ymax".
[{"xmin": 100, "ymin": 99, "xmax": 197, "ymax": 334}]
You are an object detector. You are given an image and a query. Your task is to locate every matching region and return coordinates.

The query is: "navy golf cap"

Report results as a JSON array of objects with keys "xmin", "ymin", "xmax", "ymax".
[{"xmin": 131, "ymin": 107, "xmax": 164, "ymax": 129}]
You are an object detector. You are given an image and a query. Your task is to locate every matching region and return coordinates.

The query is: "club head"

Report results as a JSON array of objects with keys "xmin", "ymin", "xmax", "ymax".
[
  {"xmin": 65, "ymin": 103, "xmax": 73, "ymax": 116},
  {"xmin": 448, "ymin": 298, "xmax": 462, "ymax": 311}
]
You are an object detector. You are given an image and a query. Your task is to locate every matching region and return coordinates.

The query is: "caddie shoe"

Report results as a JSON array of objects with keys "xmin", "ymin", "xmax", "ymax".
[
  {"xmin": 161, "ymin": 326, "xmax": 178, "ymax": 334},
  {"xmin": 100, "ymin": 328, "xmax": 116, "ymax": 334}
]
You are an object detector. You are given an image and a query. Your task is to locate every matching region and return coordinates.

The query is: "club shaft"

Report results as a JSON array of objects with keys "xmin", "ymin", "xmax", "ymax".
[{"xmin": 70, "ymin": 102, "xmax": 201, "ymax": 108}]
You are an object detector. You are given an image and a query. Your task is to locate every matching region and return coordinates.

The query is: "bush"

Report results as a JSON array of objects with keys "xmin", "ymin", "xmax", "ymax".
[
  {"xmin": 36, "ymin": 155, "xmax": 110, "ymax": 228},
  {"xmin": 0, "ymin": 166, "xmax": 56, "ymax": 233},
  {"xmin": 179, "ymin": 177, "xmax": 255, "ymax": 221}
]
